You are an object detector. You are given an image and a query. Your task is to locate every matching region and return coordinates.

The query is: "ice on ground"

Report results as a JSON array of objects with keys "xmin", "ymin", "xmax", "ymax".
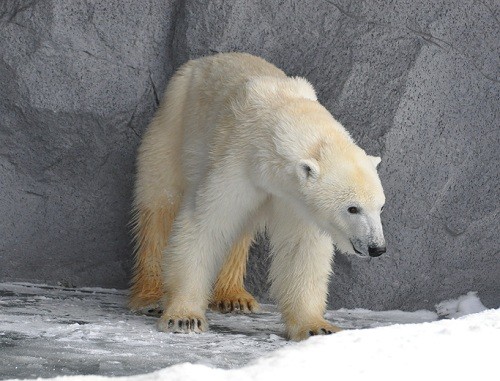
[
  {"xmin": 1, "ymin": 283, "xmax": 498, "ymax": 381},
  {"xmin": 435, "ymin": 290, "xmax": 488, "ymax": 318}
]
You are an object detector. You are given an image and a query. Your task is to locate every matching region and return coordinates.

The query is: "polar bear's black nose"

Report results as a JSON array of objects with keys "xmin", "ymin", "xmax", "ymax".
[{"xmin": 368, "ymin": 246, "xmax": 386, "ymax": 257}]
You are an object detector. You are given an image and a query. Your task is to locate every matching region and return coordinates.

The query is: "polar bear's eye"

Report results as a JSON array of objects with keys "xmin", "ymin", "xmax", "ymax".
[{"xmin": 348, "ymin": 207, "xmax": 359, "ymax": 214}]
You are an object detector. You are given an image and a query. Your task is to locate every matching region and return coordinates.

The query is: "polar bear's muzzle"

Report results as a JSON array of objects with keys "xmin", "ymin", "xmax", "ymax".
[{"xmin": 350, "ymin": 240, "xmax": 386, "ymax": 257}]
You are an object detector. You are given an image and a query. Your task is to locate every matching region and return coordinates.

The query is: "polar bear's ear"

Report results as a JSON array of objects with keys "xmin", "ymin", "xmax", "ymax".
[
  {"xmin": 368, "ymin": 156, "xmax": 382, "ymax": 169},
  {"xmin": 297, "ymin": 159, "xmax": 320, "ymax": 183},
  {"xmin": 291, "ymin": 77, "xmax": 317, "ymax": 101}
]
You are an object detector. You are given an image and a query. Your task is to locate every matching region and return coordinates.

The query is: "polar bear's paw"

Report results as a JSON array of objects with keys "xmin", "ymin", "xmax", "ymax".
[
  {"xmin": 287, "ymin": 319, "xmax": 342, "ymax": 341},
  {"xmin": 157, "ymin": 312, "xmax": 208, "ymax": 333},
  {"xmin": 209, "ymin": 288, "xmax": 260, "ymax": 314},
  {"xmin": 133, "ymin": 304, "xmax": 163, "ymax": 317}
]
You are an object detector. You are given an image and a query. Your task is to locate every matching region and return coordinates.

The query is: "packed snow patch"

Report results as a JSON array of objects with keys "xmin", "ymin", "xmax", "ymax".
[{"xmin": 435, "ymin": 291, "xmax": 488, "ymax": 318}]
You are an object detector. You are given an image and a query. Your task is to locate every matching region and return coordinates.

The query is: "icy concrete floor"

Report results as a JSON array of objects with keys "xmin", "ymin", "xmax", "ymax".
[{"xmin": 0, "ymin": 283, "xmax": 438, "ymax": 380}]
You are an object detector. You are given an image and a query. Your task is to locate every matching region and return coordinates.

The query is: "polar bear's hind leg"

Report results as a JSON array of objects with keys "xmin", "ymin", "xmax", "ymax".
[
  {"xmin": 129, "ymin": 202, "xmax": 179, "ymax": 312},
  {"xmin": 210, "ymin": 232, "xmax": 260, "ymax": 313},
  {"xmin": 128, "ymin": 65, "xmax": 189, "ymax": 312}
]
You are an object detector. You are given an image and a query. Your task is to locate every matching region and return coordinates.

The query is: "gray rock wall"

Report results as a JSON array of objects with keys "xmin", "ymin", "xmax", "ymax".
[{"xmin": 1, "ymin": 0, "xmax": 499, "ymax": 310}]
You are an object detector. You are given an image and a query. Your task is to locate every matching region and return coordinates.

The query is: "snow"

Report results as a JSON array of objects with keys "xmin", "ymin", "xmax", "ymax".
[
  {"xmin": 1, "ymin": 283, "xmax": 498, "ymax": 381},
  {"xmin": 435, "ymin": 291, "xmax": 488, "ymax": 318}
]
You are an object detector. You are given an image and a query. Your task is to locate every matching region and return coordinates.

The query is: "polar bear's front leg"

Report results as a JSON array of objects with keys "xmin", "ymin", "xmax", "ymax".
[
  {"xmin": 157, "ymin": 169, "xmax": 264, "ymax": 333},
  {"xmin": 156, "ymin": 206, "xmax": 227, "ymax": 333},
  {"xmin": 268, "ymin": 200, "xmax": 341, "ymax": 341}
]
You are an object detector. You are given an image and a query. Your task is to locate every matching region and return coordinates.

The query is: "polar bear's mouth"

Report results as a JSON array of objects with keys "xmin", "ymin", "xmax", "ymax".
[
  {"xmin": 352, "ymin": 246, "xmax": 363, "ymax": 255},
  {"xmin": 350, "ymin": 241, "xmax": 365, "ymax": 256}
]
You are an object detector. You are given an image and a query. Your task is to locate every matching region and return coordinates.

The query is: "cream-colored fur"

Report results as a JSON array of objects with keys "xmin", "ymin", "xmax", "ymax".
[
  {"xmin": 130, "ymin": 52, "xmax": 385, "ymax": 340},
  {"xmin": 209, "ymin": 232, "xmax": 259, "ymax": 313}
]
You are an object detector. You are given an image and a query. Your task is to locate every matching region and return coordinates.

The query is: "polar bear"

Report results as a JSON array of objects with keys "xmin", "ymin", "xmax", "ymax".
[{"xmin": 129, "ymin": 53, "xmax": 386, "ymax": 340}]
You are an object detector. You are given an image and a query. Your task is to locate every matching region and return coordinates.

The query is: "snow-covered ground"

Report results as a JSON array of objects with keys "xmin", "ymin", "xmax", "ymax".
[{"xmin": 0, "ymin": 283, "xmax": 497, "ymax": 381}]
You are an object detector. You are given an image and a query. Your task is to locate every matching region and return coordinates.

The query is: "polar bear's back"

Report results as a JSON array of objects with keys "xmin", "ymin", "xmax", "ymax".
[
  {"xmin": 176, "ymin": 52, "xmax": 286, "ymax": 133},
  {"xmin": 164, "ymin": 53, "xmax": 286, "ymax": 186},
  {"xmin": 184, "ymin": 52, "xmax": 286, "ymax": 90}
]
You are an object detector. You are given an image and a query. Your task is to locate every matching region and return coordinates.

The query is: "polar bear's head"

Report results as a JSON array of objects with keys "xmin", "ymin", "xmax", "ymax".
[
  {"xmin": 295, "ymin": 147, "xmax": 386, "ymax": 258},
  {"xmin": 269, "ymin": 98, "xmax": 386, "ymax": 258},
  {"xmin": 247, "ymin": 76, "xmax": 386, "ymax": 257}
]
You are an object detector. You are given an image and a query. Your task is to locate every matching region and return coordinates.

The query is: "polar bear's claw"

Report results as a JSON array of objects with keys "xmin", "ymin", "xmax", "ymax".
[
  {"xmin": 306, "ymin": 324, "xmax": 341, "ymax": 338},
  {"xmin": 146, "ymin": 307, "xmax": 163, "ymax": 317},
  {"xmin": 209, "ymin": 292, "xmax": 260, "ymax": 314},
  {"xmin": 309, "ymin": 328, "xmax": 334, "ymax": 336},
  {"xmin": 157, "ymin": 314, "xmax": 207, "ymax": 333},
  {"xmin": 288, "ymin": 320, "xmax": 342, "ymax": 340}
]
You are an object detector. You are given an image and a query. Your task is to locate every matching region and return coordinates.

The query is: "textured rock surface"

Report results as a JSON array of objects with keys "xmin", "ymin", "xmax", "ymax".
[{"xmin": 1, "ymin": 0, "xmax": 499, "ymax": 310}]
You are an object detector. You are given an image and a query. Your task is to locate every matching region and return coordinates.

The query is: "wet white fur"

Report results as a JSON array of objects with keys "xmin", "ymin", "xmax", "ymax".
[{"xmin": 135, "ymin": 53, "xmax": 385, "ymax": 339}]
